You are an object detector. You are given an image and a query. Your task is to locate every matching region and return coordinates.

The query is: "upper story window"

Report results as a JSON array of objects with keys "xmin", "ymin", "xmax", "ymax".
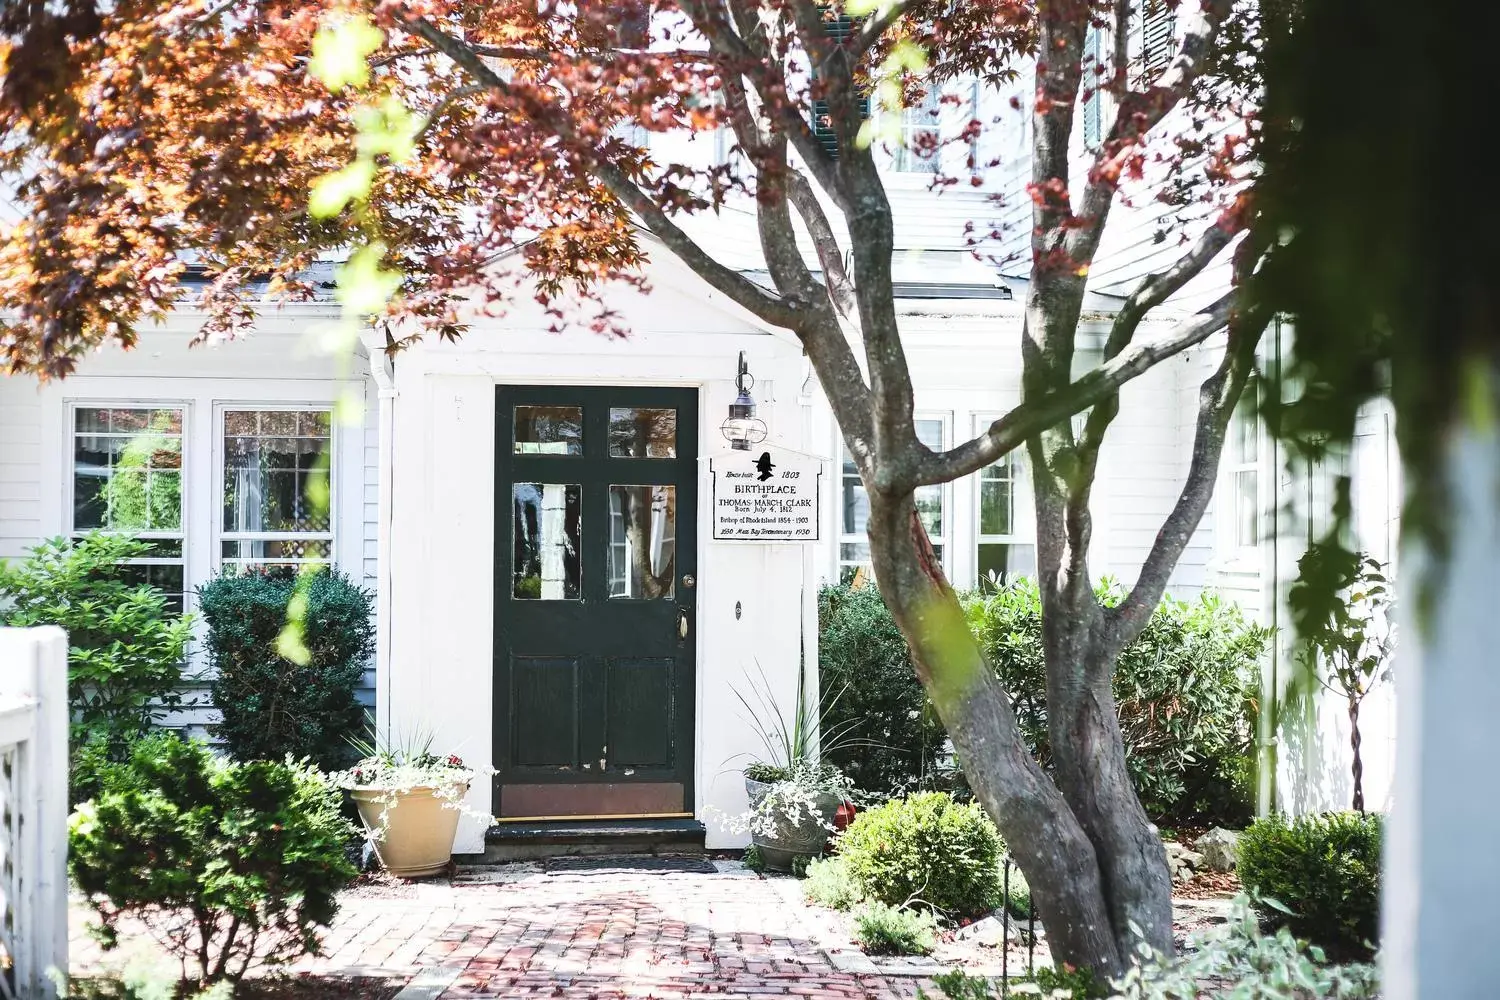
[
  {"xmin": 70, "ymin": 405, "xmax": 187, "ymax": 610},
  {"xmin": 892, "ymin": 87, "xmax": 942, "ymax": 174},
  {"xmin": 221, "ymin": 408, "xmax": 335, "ymax": 573},
  {"xmin": 839, "ymin": 417, "xmax": 948, "ymax": 581}
]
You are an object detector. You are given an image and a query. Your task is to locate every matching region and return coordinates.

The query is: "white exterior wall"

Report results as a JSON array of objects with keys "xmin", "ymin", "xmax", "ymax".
[{"xmin": 382, "ymin": 263, "xmax": 815, "ymax": 853}]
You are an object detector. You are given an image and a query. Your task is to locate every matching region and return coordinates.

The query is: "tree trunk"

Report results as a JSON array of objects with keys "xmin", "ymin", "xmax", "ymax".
[
  {"xmin": 1044, "ymin": 616, "xmax": 1176, "ymax": 959},
  {"xmin": 1348, "ymin": 693, "xmax": 1364, "ymax": 813},
  {"xmin": 864, "ymin": 493, "xmax": 1141, "ymax": 976}
]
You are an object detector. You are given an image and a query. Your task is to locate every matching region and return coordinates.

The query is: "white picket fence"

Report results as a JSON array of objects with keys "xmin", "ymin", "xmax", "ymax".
[{"xmin": 0, "ymin": 628, "xmax": 68, "ymax": 1000}]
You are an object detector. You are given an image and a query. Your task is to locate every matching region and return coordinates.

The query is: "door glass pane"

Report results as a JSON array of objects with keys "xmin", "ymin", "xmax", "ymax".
[
  {"xmin": 609, "ymin": 408, "xmax": 676, "ymax": 458},
  {"xmin": 515, "ymin": 405, "xmax": 582, "ymax": 455},
  {"xmin": 607, "ymin": 485, "xmax": 676, "ymax": 599},
  {"xmin": 513, "ymin": 483, "xmax": 582, "ymax": 599}
]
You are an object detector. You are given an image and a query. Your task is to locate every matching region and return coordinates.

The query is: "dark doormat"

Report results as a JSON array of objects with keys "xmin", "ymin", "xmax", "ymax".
[{"xmin": 545, "ymin": 855, "xmax": 717, "ymax": 875}]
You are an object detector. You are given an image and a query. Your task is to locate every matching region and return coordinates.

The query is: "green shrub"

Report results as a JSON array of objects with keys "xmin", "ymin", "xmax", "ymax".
[
  {"xmin": 818, "ymin": 583, "xmax": 948, "ymax": 795},
  {"xmin": 69, "ymin": 733, "xmax": 357, "ymax": 982},
  {"xmin": 1113, "ymin": 894, "xmax": 1380, "ymax": 999},
  {"xmin": 966, "ymin": 579, "xmax": 1268, "ymax": 824},
  {"xmin": 803, "ymin": 855, "xmax": 862, "ymax": 910},
  {"xmin": 853, "ymin": 903, "xmax": 937, "ymax": 956},
  {"xmin": 930, "ymin": 967, "xmax": 1107, "ymax": 1000},
  {"xmin": 837, "ymin": 792, "xmax": 1003, "ymax": 918},
  {"xmin": 1236, "ymin": 812, "xmax": 1382, "ymax": 961},
  {"xmin": 199, "ymin": 569, "xmax": 374, "ymax": 770},
  {"xmin": 742, "ymin": 844, "xmax": 765, "ymax": 872},
  {"xmin": 0, "ymin": 533, "xmax": 192, "ymax": 747}
]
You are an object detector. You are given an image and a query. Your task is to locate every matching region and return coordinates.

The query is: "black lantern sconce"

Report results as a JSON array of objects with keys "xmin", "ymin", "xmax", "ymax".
[{"xmin": 720, "ymin": 351, "xmax": 768, "ymax": 451}]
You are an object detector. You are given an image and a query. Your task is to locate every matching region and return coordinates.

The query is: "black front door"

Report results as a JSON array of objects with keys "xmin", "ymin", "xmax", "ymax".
[{"xmin": 494, "ymin": 386, "xmax": 697, "ymax": 819}]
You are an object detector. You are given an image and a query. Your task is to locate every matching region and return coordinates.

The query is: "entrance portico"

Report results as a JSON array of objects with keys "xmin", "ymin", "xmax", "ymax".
[{"xmin": 377, "ymin": 259, "xmax": 818, "ymax": 853}]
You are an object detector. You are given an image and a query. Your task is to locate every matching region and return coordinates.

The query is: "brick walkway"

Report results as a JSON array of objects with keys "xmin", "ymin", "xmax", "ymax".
[{"xmin": 72, "ymin": 861, "xmax": 928, "ymax": 999}]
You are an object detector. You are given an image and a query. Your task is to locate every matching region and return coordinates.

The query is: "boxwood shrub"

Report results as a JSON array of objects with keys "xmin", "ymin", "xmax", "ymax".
[
  {"xmin": 199, "ymin": 569, "xmax": 373, "ymax": 770},
  {"xmin": 1236, "ymin": 811, "xmax": 1383, "ymax": 960},
  {"xmin": 835, "ymin": 792, "xmax": 1003, "ymax": 918}
]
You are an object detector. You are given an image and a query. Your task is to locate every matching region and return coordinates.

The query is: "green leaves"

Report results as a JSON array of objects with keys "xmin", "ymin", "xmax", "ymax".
[
  {"xmin": 309, "ymin": 159, "xmax": 377, "ymax": 219},
  {"xmin": 0, "ymin": 533, "xmax": 191, "ymax": 751},
  {"xmin": 970, "ymin": 580, "xmax": 1268, "ymax": 825},
  {"xmin": 68, "ymin": 733, "xmax": 357, "ymax": 982},
  {"xmin": 309, "ymin": 14, "xmax": 384, "ymax": 94},
  {"xmin": 836, "ymin": 792, "xmax": 1005, "ymax": 919},
  {"xmin": 336, "ymin": 242, "xmax": 404, "ymax": 317}
]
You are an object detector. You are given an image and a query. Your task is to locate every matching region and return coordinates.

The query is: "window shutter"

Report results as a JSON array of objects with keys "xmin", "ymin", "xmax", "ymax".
[
  {"xmin": 809, "ymin": 11, "xmax": 870, "ymax": 159},
  {"xmin": 1082, "ymin": 25, "xmax": 1103, "ymax": 151},
  {"xmin": 1140, "ymin": 0, "xmax": 1177, "ymax": 83}
]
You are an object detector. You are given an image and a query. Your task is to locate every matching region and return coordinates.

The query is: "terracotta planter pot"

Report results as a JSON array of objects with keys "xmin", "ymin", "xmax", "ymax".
[
  {"xmin": 350, "ymin": 783, "xmax": 469, "ymax": 878},
  {"xmin": 744, "ymin": 776, "xmax": 842, "ymax": 872}
]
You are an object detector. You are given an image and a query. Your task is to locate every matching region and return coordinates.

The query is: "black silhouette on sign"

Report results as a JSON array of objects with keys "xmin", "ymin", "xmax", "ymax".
[{"xmin": 755, "ymin": 452, "xmax": 776, "ymax": 481}]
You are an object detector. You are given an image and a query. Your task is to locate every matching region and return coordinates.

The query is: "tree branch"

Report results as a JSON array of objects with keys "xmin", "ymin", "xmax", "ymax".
[
  {"xmin": 915, "ymin": 292, "xmax": 1239, "ymax": 486},
  {"xmin": 678, "ymin": 0, "xmax": 848, "ymax": 207},
  {"xmin": 402, "ymin": 15, "xmax": 804, "ymax": 329},
  {"xmin": 849, "ymin": 0, "xmax": 909, "ymax": 60},
  {"xmin": 785, "ymin": 170, "xmax": 857, "ymax": 317}
]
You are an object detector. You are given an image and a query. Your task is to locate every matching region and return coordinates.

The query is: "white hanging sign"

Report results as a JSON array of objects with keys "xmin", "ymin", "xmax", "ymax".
[{"xmin": 710, "ymin": 449, "xmax": 822, "ymax": 542}]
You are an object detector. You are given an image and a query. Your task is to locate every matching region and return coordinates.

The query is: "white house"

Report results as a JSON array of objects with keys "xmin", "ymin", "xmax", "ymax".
[{"xmin": 0, "ymin": 37, "xmax": 1396, "ymax": 855}]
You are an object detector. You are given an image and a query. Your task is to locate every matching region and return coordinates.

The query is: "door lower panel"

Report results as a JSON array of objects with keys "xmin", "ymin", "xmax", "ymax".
[{"xmin": 498, "ymin": 782, "xmax": 686, "ymax": 818}]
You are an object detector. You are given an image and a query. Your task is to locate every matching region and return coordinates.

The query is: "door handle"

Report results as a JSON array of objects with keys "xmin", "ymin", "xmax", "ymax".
[{"xmin": 677, "ymin": 608, "xmax": 690, "ymax": 640}]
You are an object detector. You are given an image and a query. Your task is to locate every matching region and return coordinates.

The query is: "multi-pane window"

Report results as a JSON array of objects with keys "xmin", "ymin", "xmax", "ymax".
[
  {"xmin": 1228, "ymin": 397, "xmax": 1260, "ymax": 551},
  {"xmin": 975, "ymin": 435, "xmax": 1036, "ymax": 589},
  {"xmin": 840, "ymin": 418, "xmax": 947, "ymax": 581},
  {"xmin": 221, "ymin": 409, "xmax": 334, "ymax": 572},
  {"xmin": 71, "ymin": 406, "xmax": 188, "ymax": 610},
  {"xmin": 892, "ymin": 87, "xmax": 942, "ymax": 174}
]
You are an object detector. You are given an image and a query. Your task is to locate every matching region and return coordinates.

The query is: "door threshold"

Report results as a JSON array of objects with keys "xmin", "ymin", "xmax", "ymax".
[{"xmin": 493, "ymin": 811, "xmax": 694, "ymax": 824}]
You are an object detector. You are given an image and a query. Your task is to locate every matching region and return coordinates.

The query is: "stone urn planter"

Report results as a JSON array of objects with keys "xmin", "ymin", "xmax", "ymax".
[
  {"xmin": 350, "ymin": 783, "xmax": 469, "ymax": 878},
  {"xmin": 745, "ymin": 776, "xmax": 843, "ymax": 872}
]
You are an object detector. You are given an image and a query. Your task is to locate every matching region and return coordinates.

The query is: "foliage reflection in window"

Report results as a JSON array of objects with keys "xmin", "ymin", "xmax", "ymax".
[{"xmin": 71, "ymin": 406, "xmax": 187, "ymax": 610}]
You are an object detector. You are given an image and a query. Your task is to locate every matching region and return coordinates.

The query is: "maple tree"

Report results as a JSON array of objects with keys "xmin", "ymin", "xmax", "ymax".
[{"xmin": 1, "ymin": 0, "xmax": 1270, "ymax": 975}]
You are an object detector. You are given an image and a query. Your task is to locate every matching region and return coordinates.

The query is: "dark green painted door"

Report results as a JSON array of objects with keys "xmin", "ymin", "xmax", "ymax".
[{"xmin": 494, "ymin": 386, "xmax": 697, "ymax": 818}]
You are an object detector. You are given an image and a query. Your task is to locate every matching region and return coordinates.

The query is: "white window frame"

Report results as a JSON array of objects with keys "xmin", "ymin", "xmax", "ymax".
[
  {"xmin": 879, "ymin": 80, "xmax": 981, "ymax": 184},
  {"xmin": 41, "ymin": 377, "xmax": 363, "ymax": 610},
  {"xmin": 215, "ymin": 403, "xmax": 338, "ymax": 575},
  {"xmin": 971, "ymin": 413, "xmax": 1037, "ymax": 588},
  {"xmin": 64, "ymin": 400, "xmax": 194, "ymax": 610},
  {"xmin": 1218, "ymin": 392, "xmax": 1263, "ymax": 567},
  {"xmin": 837, "ymin": 413, "xmax": 951, "ymax": 582}
]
